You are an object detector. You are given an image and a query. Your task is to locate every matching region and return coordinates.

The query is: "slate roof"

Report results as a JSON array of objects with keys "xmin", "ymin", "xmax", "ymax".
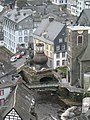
[
  {"xmin": 76, "ymin": 9, "xmax": 90, "ymax": 25},
  {"xmin": 0, "ymin": 60, "xmax": 19, "ymax": 89},
  {"xmin": 34, "ymin": 17, "xmax": 65, "ymax": 41},
  {"xmin": 0, "ymin": 84, "xmax": 36, "ymax": 120},
  {"xmin": 83, "ymin": 9, "xmax": 90, "ymax": 22},
  {"xmin": 4, "ymin": 8, "xmax": 33, "ymax": 23},
  {"xmin": 27, "ymin": 0, "xmax": 43, "ymax": 6},
  {"xmin": 80, "ymin": 34, "xmax": 90, "ymax": 61}
]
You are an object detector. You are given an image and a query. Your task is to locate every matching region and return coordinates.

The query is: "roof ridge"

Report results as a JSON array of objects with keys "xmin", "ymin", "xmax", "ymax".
[{"xmin": 13, "ymin": 85, "xmax": 18, "ymax": 107}]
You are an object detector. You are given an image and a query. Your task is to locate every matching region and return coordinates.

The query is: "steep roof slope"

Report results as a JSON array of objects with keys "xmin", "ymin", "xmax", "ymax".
[
  {"xmin": 34, "ymin": 17, "xmax": 65, "ymax": 41},
  {"xmin": 0, "ymin": 84, "xmax": 35, "ymax": 120}
]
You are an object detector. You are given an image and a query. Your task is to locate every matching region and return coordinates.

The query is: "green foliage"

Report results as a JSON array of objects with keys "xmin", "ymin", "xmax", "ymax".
[
  {"xmin": 17, "ymin": 0, "xmax": 27, "ymax": 8},
  {"xmin": 57, "ymin": 67, "xmax": 67, "ymax": 75}
]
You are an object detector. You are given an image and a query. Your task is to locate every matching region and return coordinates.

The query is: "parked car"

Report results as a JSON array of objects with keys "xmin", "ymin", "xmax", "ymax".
[
  {"xmin": 10, "ymin": 56, "xmax": 17, "ymax": 62},
  {"xmin": 16, "ymin": 54, "xmax": 22, "ymax": 59}
]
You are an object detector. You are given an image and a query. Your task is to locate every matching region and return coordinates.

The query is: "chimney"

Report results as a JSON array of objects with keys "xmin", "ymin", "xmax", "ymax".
[{"xmin": 49, "ymin": 16, "xmax": 54, "ymax": 22}]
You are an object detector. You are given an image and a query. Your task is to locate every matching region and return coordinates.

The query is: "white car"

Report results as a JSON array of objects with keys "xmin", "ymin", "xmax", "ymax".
[{"xmin": 10, "ymin": 56, "xmax": 17, "ymax": 62}]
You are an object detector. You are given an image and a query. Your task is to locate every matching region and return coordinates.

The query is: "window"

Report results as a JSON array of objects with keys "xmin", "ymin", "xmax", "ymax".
[
  {"xmin": 59, "ymin": 38, "xmax": 63, "ymax": 43},
  {"xmin": 19, "ymin": 25, "xmax": 22, "ymax": 29},
  {"xmin": 68, "ymin": 57, "xmax": 70, "ymax": 64},
  {"xmin": 9, "ymin": 40, "xmax": 11, "ymax": 46},
  {"xmin": 0, "ymin": 90, "xmax": 4, "ymax": 96},
  {"xmin": 56, "ymin": 0, "xmax": 57, "ymax": 3},
  {"xmin": 62, "ymin": 60, "xmax": 65, "ymax": 65},
  {"xmin": 46, "ymin": 45, "xmax": 48, "ymax": 49},
  {"xmin": 50, "ymin": 60, "xmax": 52, "ymax": 67},
  {"xmin": 56, "ymin": 53, "xmax": 60, "ymax": 58},
  {"xmin": 46, "ymin": 51, "xmax": 48, "ymax": 56},
  {"xmin": 19, "ymin": 31, "xmax": 22, "ymax": 36},
  {"xmin": 56, "ymin": 45, "xmax": 60, "ymax": 51},
  {"xmin": 62, "ymin": 52, "xmax": 65, "ymax": 58},
  {"xmin": 19, "ymin": 37, "xmax": 22, "ymax": 43},
  {"xmin": 24, "ymin": 30, "xmax": 28, "ymax": 35},
  {"xmin": 24, "ymin": 36, "xmax": 28, "ymax": 42},
  {"xmin": 50, "ymin": 45, "xmax": 52, "ymax": 51},
  {"xmin": 50, "ymin": 52, "xmax": 52, "ymax": 57},
  {"xmin": 9, "ymin": 33, "xmax": 11, "ymax": 39},
  {"xmin": 61, "ymin": 44, "xmax": 65, "ymax": 50},
  {"xmin": 77, "ymin": 35, "xmax": 83, "ymax": 45},
  {"xmin": 0, "ymin": 99, "xmax": 5, "ymax": 105},
  {"xmin": 68, "ymin": 46, "xmax": 71, "ymax": 51},
  {"xmin": 56, "ymin": 60, "xmax": 60, "ymax": 66}
]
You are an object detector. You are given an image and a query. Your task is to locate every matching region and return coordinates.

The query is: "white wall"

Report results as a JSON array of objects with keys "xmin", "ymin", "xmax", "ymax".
[
  {"xmin": 76, "ymin": 0, "xmax": 84, "ymax": 16},
  {"xmin": 82, "ymin": 97, "xmax": 90, "ymax": 113},
  {"xmin": 0, "ymin": 87, "xmax": 11, "ymax": 100},
  {"xmin": 52, "ymin": 0, "xmax": 67, "ymax": 5},
  {"xmin": 3, "ymin": 25, "xmax": 16, "ymax": 53},
  {"xmin": 15, "ymin": 29, "xmax": 30, "ymax": 51},
  {"xmin": 53, "ymin": 52, "xmax": 67, "ymax": 69},
  {"xmin": 71, "ymin": 5, "xmax": 77, "ymax": 16},
  {"xmin": 0, "ymin": 41, "xmax": 4, "ymax": 46}
]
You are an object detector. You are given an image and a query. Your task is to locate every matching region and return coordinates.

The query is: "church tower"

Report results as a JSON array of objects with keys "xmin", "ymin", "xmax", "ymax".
[{"xmin": 67, "ymin": 26, "xmax": 89, "ymax": 87}]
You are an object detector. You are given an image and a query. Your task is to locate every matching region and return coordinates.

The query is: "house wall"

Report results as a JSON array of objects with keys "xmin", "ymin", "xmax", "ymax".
[
  {"xmin": 3, "ymin": 19, "xmax": 16, "ymax": 53},
  {"xmin": 0, "ymin": 87, "xmax": 10, "ymax": 100},
  {"xmin": 71, "ymin": 5, "xmax": 77, "ymax": 16},
  {"xmin": 0, "ymin": 87, "xmax": 11, "ymax": 105},
  {"xmin": 54, "ymin": 25, "xmax": 67, "ymax": 69},
  {"xmin": 3, "ymin": 15, "xmax": 33, "ymax": 53},
  {"xmin": 34, "ymin": 35, "xmax": 54, "ymax": 68},
  {"xmin": 85, "ymin": 2, "xmax": 90, "ymax": 9},
  {"xmin": 76, "ymin": 0, "xmax": 84, "ymax": 16},
  {"xmin": 34, "ymin": 25, "xmax": 66, "ymax": 69},
  {"xmin": 15, "ymin": 29, "xmax": 30, "ymax": 52},
  {"xmin": 53, "ymin": 52, "xmax": 67, "ymax": 69},
  {"xmin": 51, "ymin": 0, "xmax": 67, "ymax": 5}
]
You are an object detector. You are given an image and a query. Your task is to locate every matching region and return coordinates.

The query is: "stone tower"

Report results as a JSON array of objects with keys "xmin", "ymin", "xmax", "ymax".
[{"xmin": 67, "ymin": 26, "xmax": 89, "ymax": 87}]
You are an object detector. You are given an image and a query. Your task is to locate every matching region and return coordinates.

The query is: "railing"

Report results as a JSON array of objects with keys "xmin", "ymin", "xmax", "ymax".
[
  {"xmin": 24, "ymin": 80, "xmax": 83, "ymax": 92},
  {"xmin": 28, "ymin": 83, "xmax": 59, "ymax": 89}
]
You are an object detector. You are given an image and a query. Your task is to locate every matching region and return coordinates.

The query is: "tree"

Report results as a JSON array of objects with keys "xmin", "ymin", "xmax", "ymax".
[{"xmin": 17, "ymin": 0, "xmax": 27, "ymax": 9}]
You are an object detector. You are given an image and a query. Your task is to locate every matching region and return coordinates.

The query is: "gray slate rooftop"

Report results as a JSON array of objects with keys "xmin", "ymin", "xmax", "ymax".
[
  {"xmin": 0, "ymin": 60, "xmax": 19, "ymax": 89},
  {"xmin": 4, "ymin": 8, "xmax": 33, "ymax": 23},
  {"xmin": 34, "ymin": 17, "xmax": 65, "ymax": 41},
  {"xmin": 0, "ymin": 84, "xmax": 36, "ymax": 120}
]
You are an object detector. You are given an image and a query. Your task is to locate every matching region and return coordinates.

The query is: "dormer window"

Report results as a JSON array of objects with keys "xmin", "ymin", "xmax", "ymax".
[{"xmin": 77, "ymin": 35, "xmax": 83, "ymax": 45}]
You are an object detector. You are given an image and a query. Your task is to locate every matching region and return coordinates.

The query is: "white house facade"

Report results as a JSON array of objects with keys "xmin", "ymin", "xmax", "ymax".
[
  {"xmin": 3, "ymin": 8, "xmax": 33, "ymax": 53},
  {"xmin": 53, "ymin": 52, "xmax": 67, "ymax": 69},
  {"xmin": 0, "ymin": 87, "xmax": 11, "ymax": 105},
  {"xmin": 51, "ymin": 0, "xmax": 67, "ymax": 5}
]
